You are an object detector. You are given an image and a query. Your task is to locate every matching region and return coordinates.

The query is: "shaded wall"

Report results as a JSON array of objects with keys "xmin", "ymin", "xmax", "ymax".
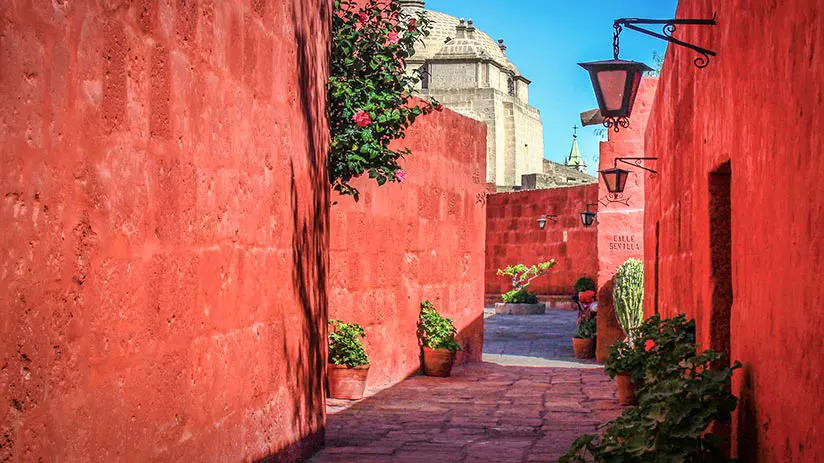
[
  {"xmin": 485, "ymin": 185, "xmax": 599, "ymax": 297},
  {"xmin": 594, "ymin": 79, "xmax": 657, "ymax": 362},
  {"xmin": 330, "ymin": 108, "xmax": 487, "ymax": 389},
  {"xmin": 0, "ymin": 1, "xmax": 330, "ymax": 461},
  {"xmin": 644, "ymin": 1, "xmax": 824, "ymax": 460}
]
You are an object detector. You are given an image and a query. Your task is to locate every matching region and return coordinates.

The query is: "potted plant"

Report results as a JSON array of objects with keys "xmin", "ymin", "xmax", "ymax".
[
  {"xmin": 607, "ymin": 258, "xmax": 645, "ymax": 403},
  {"xmin": 327, "ymin": 319, "xmax": 370, "ymax": 400},
  {"xmin": 417, "ymin": 301, "xmax": 462, "ymax": 377},
  {"xmin": 495, "ymin": 261, "xmax": 555, "ymax": 315},
  {"xmin": 604, "ymin": 338, "xmax": 644, "ymax": 405},
  {"xmin": 572, "ymin": 314, "xmax": 596, "ymax": 359},
  {"xmin": 573, "ymin": 276, "xmax": 597, "ymax": 301}
]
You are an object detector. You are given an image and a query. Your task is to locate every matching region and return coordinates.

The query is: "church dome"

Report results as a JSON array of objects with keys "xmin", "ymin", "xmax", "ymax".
[{"xmin": 403, "ymin": 4, "xmax": 522, "ymax": 76}]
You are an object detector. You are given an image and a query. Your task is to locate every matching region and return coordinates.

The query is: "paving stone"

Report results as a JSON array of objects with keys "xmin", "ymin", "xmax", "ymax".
[{"xmin": 311, "ymin": 310, "xmax": 622, "ymax": 462}]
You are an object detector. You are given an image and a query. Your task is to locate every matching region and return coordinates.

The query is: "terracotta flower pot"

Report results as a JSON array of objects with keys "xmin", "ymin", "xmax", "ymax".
[
  {"xmin": 616, "ymin": 373, "xmax": 638, "ymax": 405},
  {"xmin": 422, "ymin": 347, "xmax": 456, "ymax": 377},
  {"xmin": 572, "ymin": 337, "xmax": 595, "ymax": 359},
  {"xmin": 327, "ymin": 364, "xmax": 369, "ymax": 400}
]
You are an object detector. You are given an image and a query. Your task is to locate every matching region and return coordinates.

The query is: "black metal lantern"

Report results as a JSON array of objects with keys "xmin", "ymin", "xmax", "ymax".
[
  {"xmin": 537, "ymin": 214, "xmax": 558, "ymax": 230},
  {"xmin": 580, "ymin": 204, "xmax": 598, "ymax": 227},
  {"xmin": 581, "ymin": 211, "xmax": 596, "ymax": 227},
  {"xmin": 600, "ymin": 167, "xmax": 631, "ymax": 194},
  {"xmin": 578, "ymin": 59, "xmax": 652, "ymax": 131},
  {"xmin": 579, "ymin": 17, "xmax": 717, "ymax": 132}
]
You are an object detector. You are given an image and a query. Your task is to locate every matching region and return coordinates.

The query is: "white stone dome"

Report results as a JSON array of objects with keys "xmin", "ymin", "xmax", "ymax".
[{"xmin": 404, "ymin": 7, "xmax": 522, "ymax": 76}]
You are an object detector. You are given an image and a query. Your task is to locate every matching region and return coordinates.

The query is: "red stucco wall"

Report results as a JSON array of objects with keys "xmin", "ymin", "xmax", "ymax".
[
  {"xmin": 594, "ymin": 79, "xmax": 657, "ymax": 362},
  {"xmin": 0, "ymin": 1, "xmax": 330, "ymax": 461},
  {"xmin": 644, "ymin": 1, "xmax": 824, "ymax": 460},
  {"xmin": 329, "ymin": 108, "xmax": 487, "ymax": 389},
  {"xmin": 485, "ymin": 185, "xmax": 599, "ymax": 297}
]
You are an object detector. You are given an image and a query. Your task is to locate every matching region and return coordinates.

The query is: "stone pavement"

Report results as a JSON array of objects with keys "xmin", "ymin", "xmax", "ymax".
[{"xmin": 310, "ymin": 310, "xmax": 623, "ymax": 462}]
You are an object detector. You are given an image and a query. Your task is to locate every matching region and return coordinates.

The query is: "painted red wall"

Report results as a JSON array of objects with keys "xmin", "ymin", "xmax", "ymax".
[
  {"xmin": 594, "ymin": 79, "xmax": 657, "ymax": 362},
  {"xmin": 485, "ymin": 185, "xmax": 599, "ymax": 297},
  {"xmin": 644, "ymin": 1, "xmax": 824, "ymax": 460},
  {"xmin": 329, "ymin": 107, "xmax": 487, "ymax": 389},
  {"xmin": 0, "ymin": 1, "xmax": 330, "ymax": 461}
]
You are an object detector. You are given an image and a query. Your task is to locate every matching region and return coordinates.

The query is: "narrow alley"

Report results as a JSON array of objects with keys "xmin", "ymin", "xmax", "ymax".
[{"xmin": 311, "ymin": 310, "xmax": 623, "ymax": 462}]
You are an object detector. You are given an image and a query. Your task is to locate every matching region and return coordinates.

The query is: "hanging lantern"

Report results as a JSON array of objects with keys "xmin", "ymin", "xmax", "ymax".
[
  {"xmin": 578, "ymin": 59, "xmax": 652, "ymax": 129},
  {"xmin": 537, "ymin": 216, "xmax": 548, "ymax": 230},
  {"xmin": 600, "ymin": 167, "xmax": 631, "ymax": 194},
  {"xmin": 581, "ymin": 211, "xmax": 597, "ymax": 227}
]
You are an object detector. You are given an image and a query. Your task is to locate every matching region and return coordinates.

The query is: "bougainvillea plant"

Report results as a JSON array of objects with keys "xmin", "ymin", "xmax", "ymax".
[{"xmin": 329, "ymin": 0, "xmax": 439, "ymax": 201}]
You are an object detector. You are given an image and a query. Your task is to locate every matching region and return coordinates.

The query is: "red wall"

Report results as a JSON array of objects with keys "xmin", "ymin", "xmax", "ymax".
[
  {"xmin": 329, "ymin": 107, "xmax": 487, "ymax": 389},
  {"xmin": 594, "ymin": 79, "xmax": 657, "ymax": 361},
  {"xmin": 644, "ymin": 1, "xmax": 824, "ymax": 460},
  {"xmin": 0, "ymin": 1, "xmax": 330, "ymax": 461},
  {"xmin": 485, "ymin": 185, "xmax": 599, "ymax": 296}
]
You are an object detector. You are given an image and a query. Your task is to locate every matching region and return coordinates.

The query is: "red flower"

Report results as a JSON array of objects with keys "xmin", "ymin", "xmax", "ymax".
[
  {"xmin": 357, "ymin": 12, "xmax": 369, "ymax": 24},
  {"xmin": 578, "ymin": 290, "xmax": 596, "ymax": 304},
  {"xmin": 644, "ymin": 339, "xmax": 656, "ymax": 352},
  {"xmin": 435, "ymin": 104, "xmax": 444, "ymax": 112},
  {"xmin": 394, "ymin": 170, "xmax": 408, "ymax": 182},
  {"xmin": 352, "ymin": 110, "xmax": 372, "ymax": 127},
  {"xmin": 387, "ymin": 31, "xmax": 400, "ymax": 44},
  {"xmin": 408, "ymin": 19, "xmax": 417, "ymax": 31}
]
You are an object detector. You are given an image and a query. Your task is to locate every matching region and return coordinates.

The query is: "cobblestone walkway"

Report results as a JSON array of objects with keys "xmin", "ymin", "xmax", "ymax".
[{"xmin": 311, "ymin": 310, "xmax": 622, "ymax": 462}]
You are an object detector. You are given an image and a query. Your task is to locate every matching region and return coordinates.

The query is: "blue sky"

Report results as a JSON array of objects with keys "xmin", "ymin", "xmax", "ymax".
[{"xmin": 425, "ymin": 0, "xmax": 678, "ymax": 175}]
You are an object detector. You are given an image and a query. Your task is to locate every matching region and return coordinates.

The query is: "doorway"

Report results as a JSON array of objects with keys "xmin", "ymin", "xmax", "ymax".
[{"xmin": 708, "ymin": 162, "xmax": 732, "ymax": 364}]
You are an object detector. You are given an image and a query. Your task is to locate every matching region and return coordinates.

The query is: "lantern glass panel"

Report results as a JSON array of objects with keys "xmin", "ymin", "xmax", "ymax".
[
  {"xmin": 597, "ymin": 70, "xmax": 629, "ymax": 111},
  {"xmin": 537, "ymin": 217, "xmax": 547, "ymax": 230}
]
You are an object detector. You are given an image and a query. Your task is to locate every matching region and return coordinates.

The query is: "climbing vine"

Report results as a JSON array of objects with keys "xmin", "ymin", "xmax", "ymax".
[{"xmin": 329, "ymin": 0, "xmax": 438, "ymax": 201}]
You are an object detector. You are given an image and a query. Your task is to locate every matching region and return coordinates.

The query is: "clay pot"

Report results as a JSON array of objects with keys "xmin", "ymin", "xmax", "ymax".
[
  {"xmin": 572, "ymin": 337, "xmax": 595, "ymax": 359},
  {"xmin": 327, "ymin": 364, "xmax": 369, "ymax": 400},
  {"xmin": 616, "ymin": 373, "xmax": 638, "ymax": 405},
  {"xmin": 422, "ymin": 347, "xmax": 456, "ymax": 377}
]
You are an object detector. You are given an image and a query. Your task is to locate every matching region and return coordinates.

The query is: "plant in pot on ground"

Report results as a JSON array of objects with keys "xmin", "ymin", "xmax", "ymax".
[
  {"xmin": 572, "ymin": 312, "xmax": 596, "ymax": 359},
  {"xmin": 417, "ymin": 301, "xmax": 462, "ymax": 377},
  {"xmin": 327, "ymin": 320, "xmax": 370, "ymax": 400},
  {"xmin": 495, "ymin": 260, "xmax": 555, "ymax": 314},
  {"xmin": 609, "ymin": 257, "xmax": 645, "ymax": 402},
  {"xmin": 563, "ymin": 314, "xmax": 741, "ymax": 463}
]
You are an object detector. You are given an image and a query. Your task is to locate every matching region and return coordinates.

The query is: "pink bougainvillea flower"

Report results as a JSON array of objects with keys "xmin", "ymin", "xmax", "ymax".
[
  {"xmin": 644, "ymin": 339, "xmax": 656, "ymax": 352},
  {"xmin": 394, "ymin": 170, "xmax": 407, "ymax": 182},
  {"xmin": 408, "ymin": 19, "xmax": 417, "ymax": 31},
  {"xmin": 352, "ymin": 110, "xmax": 372, "ymax": 127},
  {"xmin": 357, "ymin": 12, "xmax": 369, "ymax": 25},
  {"xmin": 387, "ymin": 31, "xmax": 400, "ymax": 44}
]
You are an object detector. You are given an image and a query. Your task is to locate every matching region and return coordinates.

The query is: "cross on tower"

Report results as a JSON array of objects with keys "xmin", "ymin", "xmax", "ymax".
[{"xmin": 572, "ymin": 125, "xmax": 579, "ymax": 138}]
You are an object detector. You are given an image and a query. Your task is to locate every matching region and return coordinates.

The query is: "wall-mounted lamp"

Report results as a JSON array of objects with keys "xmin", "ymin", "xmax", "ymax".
[
  {"xmin": 537, "ymin": 214, "xmax": 558, "ymax": 230},
  {"xmin": 600, "ymin": 157, "xmax": 658, "ymax": 194},
  {"xmin": 580, "ymin": 204, "xmax": 598, "ymax": 227},
  {"xmin": 579, "ymin": 16, "xmax": 717, "ymax": 131}
]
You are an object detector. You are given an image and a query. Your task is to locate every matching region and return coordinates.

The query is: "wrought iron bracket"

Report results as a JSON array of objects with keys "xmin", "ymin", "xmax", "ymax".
[
  {"xmin": 613, "ymin": 16, "xmax": 717, "ymax": 68},
  {"xmin": 543, "ymin": 214, "xmax": 559, "ymax": 224},
  {"xmin": 615, "ymin": 157, "xmax": 658, "ymax": 176},
  {"xmin": 600, "ymin": 193, "xmax": 632, "ymax": 207}
]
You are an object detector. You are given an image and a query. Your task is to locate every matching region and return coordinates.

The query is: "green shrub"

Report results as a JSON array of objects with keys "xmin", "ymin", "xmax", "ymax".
[
  {"xmin": 502, "ymin": 287, "xmax": 539, "ymax": 304},
  {"xmin": 562, "ymin": 350, "xmax": 740, "ymax": 463},
  {"xmin": 614, "ymin": 258, "xmax": 644, "ymax": 338},
  {"xmin": 574, "ymin": 276, "xmax": 597, "ymax": 293},
  {"xmin": 605, "ymin": 314, "xmax": 697, "ymax": 382},
  {"xmin": 417, "ymin": 301, "xmax": 462, "ymax": 352},
  {"xmin": 328, "ymin": 320, "xmax": 369, "ymax": 368},
  {"xmin": 566, "ymin": 314, "xmax": 740, "ymax": 463},
  {"xmin": 575, "ymin": 316, "xmax": 596, "ymax": 339}
]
